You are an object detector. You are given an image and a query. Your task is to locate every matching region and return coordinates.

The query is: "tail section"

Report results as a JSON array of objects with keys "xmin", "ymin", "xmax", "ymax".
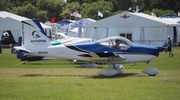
[
  {"xmin": 21, "ymin": 19, "xmax": 51, "ymax": 49},
  {"xmin": 15, "ymin": 19, "xmax": 50, "ymax": 61}
]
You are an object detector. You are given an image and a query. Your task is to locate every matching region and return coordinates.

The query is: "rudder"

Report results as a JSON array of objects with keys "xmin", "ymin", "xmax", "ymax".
[{"xmin": 21, "ymin": 19, "xmax": 51, "ymax": 49}]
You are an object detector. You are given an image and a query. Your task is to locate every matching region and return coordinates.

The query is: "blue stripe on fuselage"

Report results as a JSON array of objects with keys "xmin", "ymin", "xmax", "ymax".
[
  {"xmin": 127, "ymin": 44, "xmax": 160, "ymax": 57},
  {"xmin": 73, "ymin": 42, "xmax": 160, "ymax": 57}
]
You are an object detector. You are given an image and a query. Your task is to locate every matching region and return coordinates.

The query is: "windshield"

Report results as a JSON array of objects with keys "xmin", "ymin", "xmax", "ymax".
[{"xmin": 96, "ymin": 36, "xmax": 133, "ymax": 50}]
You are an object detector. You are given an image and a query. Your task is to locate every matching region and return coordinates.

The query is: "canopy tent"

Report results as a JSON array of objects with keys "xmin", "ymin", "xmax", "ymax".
[
  {"xmin": 161, "ymin": 13, "xmax": 180, "ymax": 18},
  {"xmin": 67, "ymin": 18, "xmax": 96, "ymax": 37},
  {"xmin": 84, "ymin": 12, "xmax": 180, "ymax": 46},
  {"xmin": 0, "ymin": 11, "xmax": 52, "ymax": 43},
  {"xmin": 161, "ymin": 18, "xmax": 180, "ymax": 45},
  {"xmin": 68, "ymin": 27, "xmax": 84, "ymax": 37},
  {"xmin": 51, "ymin": 18, "xmax": 96, "ymax": 37},
  {"xmin": 56, "ymin": 19, "xmax": 76, "ymax": 33}
]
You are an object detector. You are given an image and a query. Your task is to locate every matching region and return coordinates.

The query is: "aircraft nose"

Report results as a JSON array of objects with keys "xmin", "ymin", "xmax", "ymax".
[{"xmin": 157, "ymin": 46, "xmax": 165, "ymax": 52}]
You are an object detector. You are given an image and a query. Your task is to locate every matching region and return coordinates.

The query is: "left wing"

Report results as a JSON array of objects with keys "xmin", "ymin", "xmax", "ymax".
[{"xmin": 78, "ymin": 51, "xmax": 126, "ymax": 61}]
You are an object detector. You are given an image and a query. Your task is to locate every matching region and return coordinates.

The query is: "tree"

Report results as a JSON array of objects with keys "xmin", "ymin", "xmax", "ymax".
[
  {"xmin": 60, "ymin": 2, "xmax": 81, "ymax": 20},
  {"xmin": 144, "ymin": 8, "xmax": 175, "ymax": 17},
  {"xmin": 67, "ymin": 0, "xmax": 98, "ymax": 5},
  {"xmin": 12, "ymin": 4, "xmax": 38, "ymax": 19},
  {"xmin": 36, "ymin": 0, "xmax": 65, "ymax": 21},
  {"xmin": 1, "ymin": 0, "xmax": 180, "ymax": 22},
  {"xmin": 37, "ymin": 10, "xmax": 48, "ymax": 23},
  {"xmin": 81, "ymin": 1, "xmax": 113, "ymax": 19},
  {"xmin": 0, "ymin": 0, "xmax": 13, "ymax": 11}
]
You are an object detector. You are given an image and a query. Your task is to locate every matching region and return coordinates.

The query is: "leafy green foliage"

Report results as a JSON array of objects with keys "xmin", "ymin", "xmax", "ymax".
[
  {"xmin": 12, "ymin": 4, "xmax": 38, "ymax": 19},
  {"xmin": 61, "ymin": 2, "xmax": 81, "ymax": 20},
  {"xmin": 1, "ymin": 0, "xmax": 180, "ymax": 22},
  {"xmin": 81, "ymin": 1, "xmax": 113, "ymax": 19},
  {"xmin": 36, "ymin": 10, "xmax": 48, "ymax": 22},
  {"xmin": 144, "ymin": 8, "xmax": 175, "ymax": 17},
  {"xmin": 36, "ymin": 0, "xmax": 65, "ymax": 21}
]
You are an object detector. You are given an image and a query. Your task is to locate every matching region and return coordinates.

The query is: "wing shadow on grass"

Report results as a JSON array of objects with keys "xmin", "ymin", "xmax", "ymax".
[
  {"xmin": 88, "ymin": 73, "xmax": 138, "ymax": 79},
  {"xmin": 21, "ymin": 74, "xmax": 97, "ymax": 78},
  {"xmin": 21, "ymin": 74, "xmax": 44, "ymax": 77},
  {"xmin": 24, "ymin": 60, "xmax": 90, "ymax": 66},
  {"xmin": 21, "ymin": 72, "xmax": 137, "ymax": 79}
]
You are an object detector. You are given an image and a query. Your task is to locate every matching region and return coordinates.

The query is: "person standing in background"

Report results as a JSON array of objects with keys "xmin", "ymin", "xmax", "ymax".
[{"xmin": 166, "ymin": 36, "xmax": 174, "ymax": 58}]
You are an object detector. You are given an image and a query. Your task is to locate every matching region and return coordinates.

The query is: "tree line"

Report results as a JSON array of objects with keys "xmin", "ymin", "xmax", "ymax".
[{"xmin": 0, "ymin": 0, "xmax": 180, "ymax": 23}]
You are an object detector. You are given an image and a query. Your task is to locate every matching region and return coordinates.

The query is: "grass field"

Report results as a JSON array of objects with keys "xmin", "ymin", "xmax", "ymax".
[{"xmin": 0, "ymin": 48, "xmax": 180, "ymax": 100}]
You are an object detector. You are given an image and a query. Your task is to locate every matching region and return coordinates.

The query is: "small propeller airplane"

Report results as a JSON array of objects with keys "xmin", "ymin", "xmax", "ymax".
[{"xmin": 15, "ymin": 19, "xmax": 165, "ymax": 76}]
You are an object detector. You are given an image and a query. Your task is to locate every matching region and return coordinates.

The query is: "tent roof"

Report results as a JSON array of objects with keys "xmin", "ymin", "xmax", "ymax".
[
  {"xmin": 75, "ymin": 18, "xmax": 96, "ymax": 26},
  {"xmin": 0, "ymin": 11, "xmax": 52, "ymax": 29},
  {"xmin": 69, "ymin": 27, "xmax": 84, "ymax": 33},
  {"xmin": 85, "ymin": 12, "xmax": 180, "ymax": 28},
  {"xmin": 161, "ymin": 18, "xmax": 180, "ymax": 24},
  {"xmin": 0, "ymin": 11, "xmax": 29, "ymax": 21},
  {"xmin": 160, "ymin": 13, "xmax": 180, "ymax": 18}
]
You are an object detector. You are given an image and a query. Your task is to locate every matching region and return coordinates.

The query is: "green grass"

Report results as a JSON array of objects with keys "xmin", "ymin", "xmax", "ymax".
[{"xmin": 0, "ymin": 48, "xmax": 180, "ymax": 100}]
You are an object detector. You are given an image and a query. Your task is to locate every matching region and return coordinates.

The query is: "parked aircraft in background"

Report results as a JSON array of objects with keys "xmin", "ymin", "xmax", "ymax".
[
  {"xmin": 51, "ymin": 35, "xmax": 92, "ymax": 46},
  {"xmin": 15, "ymin": 19, "xmax": 165, "ymax": 76},
  {"xmin": 52, "ymin": 32, "xmax": 68, "ymax": 39}
]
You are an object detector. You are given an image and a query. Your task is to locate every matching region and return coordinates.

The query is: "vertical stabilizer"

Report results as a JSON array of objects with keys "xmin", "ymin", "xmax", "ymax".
[{"xmin": 21, "ymin": 19, "xmax": 51, "ymax": 49}]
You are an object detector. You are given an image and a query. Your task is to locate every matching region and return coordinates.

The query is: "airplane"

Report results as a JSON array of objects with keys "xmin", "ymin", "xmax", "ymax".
[
  {"xmin": 14, "ymin": 19, "xmax": 165, "ymax": 76},
  {"xmin": 51, "ymin": 35, "xmax": 92, "ymax": 46},
  {"xmin": 51, "ymin": 32, "xmax": 92, "ymax": 44},
  {"xmin": 52, "ymin": 32, "xmax": 68, "ymax": 40}
]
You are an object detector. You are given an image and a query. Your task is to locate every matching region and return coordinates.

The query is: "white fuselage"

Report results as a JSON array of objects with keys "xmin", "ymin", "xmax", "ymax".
[{"xmin": 26, "ymin": 45, "xmax": 157, "ymax": 64}]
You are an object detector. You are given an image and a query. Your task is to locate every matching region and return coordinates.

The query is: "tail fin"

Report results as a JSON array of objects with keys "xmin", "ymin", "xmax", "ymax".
[{"xmin": 21, "ymin": 19, "xmax": 51, "ymax": 49}]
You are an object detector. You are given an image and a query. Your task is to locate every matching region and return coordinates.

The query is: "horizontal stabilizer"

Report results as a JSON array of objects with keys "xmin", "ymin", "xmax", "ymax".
[{"xmin": 14, "ymin": 46, "xmax": 32, "ymax": 53}]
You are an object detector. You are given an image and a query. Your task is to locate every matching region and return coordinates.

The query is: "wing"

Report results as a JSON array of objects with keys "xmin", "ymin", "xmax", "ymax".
[{"xmin": 78, "ymin": 51, "xmax": 126, "ymax": 61}]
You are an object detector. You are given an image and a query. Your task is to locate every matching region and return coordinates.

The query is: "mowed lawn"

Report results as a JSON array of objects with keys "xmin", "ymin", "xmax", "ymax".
[{"xmin": 0, "ymin": 47, "xmax": 180, "ymax": 100}]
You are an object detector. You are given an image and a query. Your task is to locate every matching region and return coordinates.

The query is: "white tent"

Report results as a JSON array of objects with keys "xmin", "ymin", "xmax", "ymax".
[
  {"xmin": 84, "ymin": 12, "xmax": 180, "ymax": 45},
  {"xmin": 0, "ymin": 11, "xmax": 52, "ymax": 42},
  {"xmin": 161, "ymin": 18, "xmax": 180, "ymax": 45},
  {"xmin": 67, "ymin": 18, "xmax": 96, "ymax": 37},
  {"xmin": 74, "ymin": 18, "xmax": 96, "ymax": 26},
  {"xmin": 68, "ymin": 27, "xmax": 84, "ymax": 37}
]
